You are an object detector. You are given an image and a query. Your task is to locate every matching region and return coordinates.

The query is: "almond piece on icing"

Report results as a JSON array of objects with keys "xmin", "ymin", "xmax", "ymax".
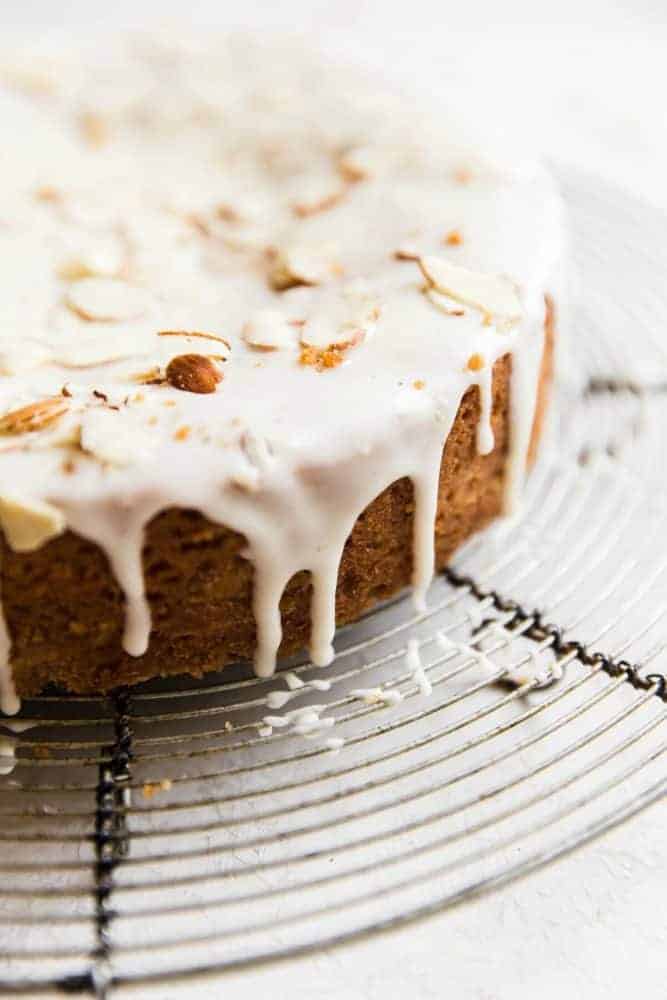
[
  {"xmin": 338, "ymin": 146, "xmax": 377, "ymax": 182},
  {"xmin": 65, "ymin": 278, "xmax": 151, "ymax": 323},
  {"xmin": 269, "ymin": 245, "xmax": 336, "ymax": 291},
  {"xmin": 242, "ymin": 310, "xmax": 296, "ymax": 351},
  {"xmin": 0, "ymin": 494, "xmax": 66, "ymax": 552},
  {"xmin": 80, "ymin": 408, "xmax": 155, "ymax": 467},
  {"xmin": 0, "ymin": 397, "xmax": 69, "ymax": 435},
  {"xmin": 418, "ymin": 256, "xmax": 522, "ymax": 327},
  {"xmin": 166, "ymin": 354, "xmax": 222, "ymax": 394}
]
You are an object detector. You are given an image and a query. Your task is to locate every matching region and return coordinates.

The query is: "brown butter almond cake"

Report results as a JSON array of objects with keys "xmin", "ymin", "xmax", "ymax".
[{"xmin": 0, "ymin": 37, "xmax": 563, "ymax": 711}]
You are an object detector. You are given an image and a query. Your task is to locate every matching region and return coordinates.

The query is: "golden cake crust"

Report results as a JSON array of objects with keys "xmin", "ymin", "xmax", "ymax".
[{"xmin": 2, "ymin": 301, "xmax": 554, "ymax": 698}]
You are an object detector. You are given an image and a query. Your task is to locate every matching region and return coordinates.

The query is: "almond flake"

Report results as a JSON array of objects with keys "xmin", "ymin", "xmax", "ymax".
[
  {"xmin": 55, "ymin": 233, "xmax": 127, "ymax": 282},
  {"xmin": 299, "ymin": 318, "xmax": 365, "ymax": 351},
  {"xmin": 0, "ymin": 338, "xmax": 52, "ymax": 375},
  {"xmin": 243, "ymin": 310, "xmax": 296, "ymax": 351},
  {"xmin": 338, "ymin": 146, "xmax": 377, "ymax": 182},
  {"xmin": 423, "ymin": 287, "xmax": 466, "ymax": 317},
  {"xmin": 65, "ymin": 278, "xmax": 151, "ymax": 323},
  {"xmin": 0, "ymin": 494, "xmax": 66, "ymax": 552},
  {"xmin": 80, "ymin": 408, "xmax": 155, "ymax": 467},
  {"xmin": 0, "ymin": 397, "xmax": 69, "ymax": 436},
  {"xmin": 418, "ymin": 256, "xmax": 522, "ymax": 327},
  {"xmin": 269, "ymin": 245, "xmax": 337, "ymax": 292},
  {"xmin": 291, "ymin": 186, "xmax": 345, "ymax": 219},
  {"xmin": 157, "ymin": 330, "xmax": 231, "ymax": 358}
]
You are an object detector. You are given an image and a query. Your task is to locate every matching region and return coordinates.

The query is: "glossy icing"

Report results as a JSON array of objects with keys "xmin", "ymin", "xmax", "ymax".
[{"xmin": 0, "ymin": 36, "xmax": 563, "ymax": 713}]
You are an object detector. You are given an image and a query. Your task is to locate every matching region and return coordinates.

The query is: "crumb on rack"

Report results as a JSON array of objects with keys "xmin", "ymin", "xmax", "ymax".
[{"xmin": 142, "ymin": 779, "xmax": 173, "ymax": 800}]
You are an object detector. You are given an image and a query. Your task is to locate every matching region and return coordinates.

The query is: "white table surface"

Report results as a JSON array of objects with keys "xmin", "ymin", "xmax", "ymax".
[{"xmin": 5, "ymin": 2, "xmax": 667, "ymax": 996}]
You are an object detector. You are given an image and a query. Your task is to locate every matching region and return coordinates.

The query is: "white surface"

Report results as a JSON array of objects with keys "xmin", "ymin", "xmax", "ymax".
[{"xmin": 4, "ymin": 2, "xmax": 667, "ymax": 997}]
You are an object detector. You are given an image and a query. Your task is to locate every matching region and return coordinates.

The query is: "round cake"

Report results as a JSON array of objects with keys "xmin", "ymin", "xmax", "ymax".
[{"xmin": 0, "ymin": 37, "xmax": 562, "ymax": 711}]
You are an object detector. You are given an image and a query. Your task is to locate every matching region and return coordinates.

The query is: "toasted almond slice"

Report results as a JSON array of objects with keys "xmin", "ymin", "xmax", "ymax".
[
  {"xmin": 0, "ymin": 494, "xmax": 66, "ymax": 552},
  {"xmin": 338, "ymin": 146, "xmax": 377, "ymax": 182},
  {"xmin": 243, "ymin": 310, "xmax": 296, "ymax": 351},
  {"xmin": 299, "ymin": 317, "xmax": 365, "ymax": 351},
  {"xmin": 291, "ymin": 185, "xmax": 345, "ymax": 219},
  {"xmin": 0, "ymin": 338, "xmax": 52, "ymax": 375},
  {"xmin": 0, "ymin": 397, "xmax": 69, "ymax": 435},
  {"xmin": 80, "ymin": 408, "xmax": 155, "ymax": 467},
  {"xmin": 157, "ymin": 330, "xmax": 231, "ymax": 359},
  {"xmin": 418, "ymin": 256, "xmax": 522, "ymax": 326},
  {"xmin": 423, "ymin": 287, "xmax": 466, "ymax": 317},
  {"xmin": 65, "ymin": 278, "xmax": 151, "ymax": 323},
  {"xmin": 299, "ymin": 292, "xmax": 379, "ymax": 350},
  {"xmin": 269, "ymin": 245, "xmax": 336, "ymax": 291}
]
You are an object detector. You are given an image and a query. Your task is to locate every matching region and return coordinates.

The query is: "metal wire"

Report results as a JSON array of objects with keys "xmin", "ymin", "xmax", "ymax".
[{"xmin": 1, "ymin": 166, "xmax": 667, "ymax": 998}]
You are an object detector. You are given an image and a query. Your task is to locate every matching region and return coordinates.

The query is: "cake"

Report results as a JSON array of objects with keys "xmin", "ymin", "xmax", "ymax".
[{"xmin": 0, "ymin": 36, "xmax": 562, "ymax": 711}]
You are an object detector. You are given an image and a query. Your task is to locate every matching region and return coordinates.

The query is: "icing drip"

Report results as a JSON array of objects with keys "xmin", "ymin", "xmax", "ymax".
[
  {"xmin": 309, "ymin": 556, "xmax": 340, "ymax": 667},
  {"xmin": 407, "ymin": 637, "xmax": 433, "ymax": 697},
  {"xmin": 410, "ymin": 429, "xmax": 453, "ymax": 614},
  {"xmin": 64, "ymin": 497, "xmax": 161, "ymax": 660},
  {"xmin": 0, "ymin": 601, "xmax": 19, "ymax": 716},
  {"xmin": 475, "ymin": 365, "xmax": 495, "ymax": 456}
]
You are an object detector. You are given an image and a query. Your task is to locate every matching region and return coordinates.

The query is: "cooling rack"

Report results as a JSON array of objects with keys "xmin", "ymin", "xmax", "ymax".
[{"xmin": 1, "ymin": 166, "xmax": 666, "ymax": 998}]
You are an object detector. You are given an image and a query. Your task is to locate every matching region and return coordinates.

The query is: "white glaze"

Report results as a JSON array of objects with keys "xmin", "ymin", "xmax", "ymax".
[{"xmin": 0, "ymin": 36, "xmax": 563, "ymax": 714}]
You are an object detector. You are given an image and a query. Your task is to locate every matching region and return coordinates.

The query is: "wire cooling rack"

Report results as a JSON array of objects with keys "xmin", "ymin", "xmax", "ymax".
[{"xmin": 1, "ymin": 167, "xmax": 667, "ymax": 998}]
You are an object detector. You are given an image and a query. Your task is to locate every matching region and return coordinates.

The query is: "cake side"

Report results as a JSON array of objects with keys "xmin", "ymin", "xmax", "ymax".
[{"xmin": 4, "ymin": 301, "xmax": 553, "ymax": 698}]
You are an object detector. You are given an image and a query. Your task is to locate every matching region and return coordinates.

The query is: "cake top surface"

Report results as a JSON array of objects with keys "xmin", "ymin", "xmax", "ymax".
[{"xmin": 0, "ymin": 35, "xmax": 560, "ymax": 520}]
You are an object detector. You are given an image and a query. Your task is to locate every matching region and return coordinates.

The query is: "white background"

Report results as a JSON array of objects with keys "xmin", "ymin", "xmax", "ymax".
[{"xmin": 5, "ymin": 2, "xmax": 667, "ymax": 997}]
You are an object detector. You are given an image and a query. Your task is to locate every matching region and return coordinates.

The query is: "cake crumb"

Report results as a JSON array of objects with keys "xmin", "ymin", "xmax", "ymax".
[
  {"xmin": 453, "ymin": 166, "xmax": 472, "ymax": 185},
  {"xmin": 299, "ymin": 345, "xmax": 346, "ymax": 372},
  {"xmin": 467, "ymin": 353, "xmax": 485, "ymax": 372},
  {"xmin": 174, "ymin": 425, "xmax": 191, "ymax": 441},
  {"xmin": 34, "ymin": 185, "xmax": 62, "ymax": 204},
  {"xmin": 413, "ymin": 379, "xmax": 425, "ymax": 390},
  {"xmin": 142, "ymin": 779, "xmax": 173, "ymax": 799},
  {"xmin": 80, "ymin": 111, "xmax": 109, "ymax": 149},
  {"xmin": 444, "ymin": 229, "xmax": 463, "ymax": 246}
]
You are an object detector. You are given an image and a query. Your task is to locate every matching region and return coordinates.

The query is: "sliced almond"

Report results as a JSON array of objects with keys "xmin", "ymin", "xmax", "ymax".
[
  {"xmin": 418, "ymin": 256, "xmax": 522, "ymax": 327},
  {"xmin": 242, "ymin": 310, "xmax": 296, "ymax": 351},
  {"xmin": 299, "ymin": 317, "xmax": 365, "ymax": 351},
  {"xmin": 65, "ymin": 278, "xmax": 151, "ymax": 323},
  {"xmin": 80, "ymin": 408, "xmax": 155, "ymax": 467},
  {"xmin": 291, "ymin": 185, "xmax": 345, "ymax": 219},
  {"xmin": 0, "ymin": 338, "xmax": 52, "ymax": 375},
  {"xmin": 0, "ymin": 397, "xmax": 69, "ymax": 436},
  {"xmin": 299, "ymin": 294, "xmax": 379, "ymax": 350},
  {"xmin": 157, "ymin": 330, "xmax": 231, "ymax": 359},
  {"xmin": 55, "ymin": 233, "xmax": 127, "ymax": 282},
  {"xmin": 0, "ymin": 495, "xmax": 66, "ymax": 552},
  {"xmin": 338, "ymin": 146, "xmax": 377, "ymax": 182},
  {"xmin": 269, "ymin": 245, "xmax": 337, "ymax": 292}
]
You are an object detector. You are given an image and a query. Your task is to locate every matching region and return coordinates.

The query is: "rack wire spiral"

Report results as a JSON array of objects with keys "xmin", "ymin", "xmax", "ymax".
[{"xmin": 1, "ymin": 167, "xmax": 667, "ymax": 998}]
